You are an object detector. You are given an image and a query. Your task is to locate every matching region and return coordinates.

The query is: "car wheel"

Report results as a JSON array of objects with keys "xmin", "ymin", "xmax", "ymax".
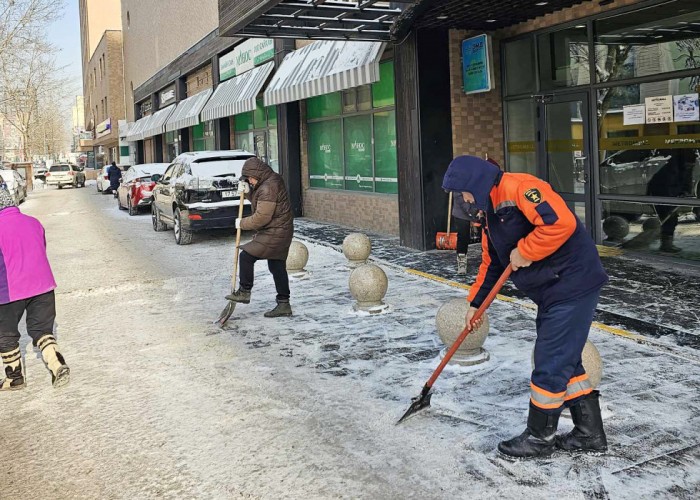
[
  {"xmin": 152, "ymin": 204, "xmax": 167, "ymax": 232},
  {"xmin": 58, "ymin": 185, "xmax": 63, "ymax": 190},
  {"xmin": 174, "ymin": 208, "xmax": 193, "ymax": 245},
  {"xmin": 128, "ymin": 197, "xmax": 138, "ymax": 216}
]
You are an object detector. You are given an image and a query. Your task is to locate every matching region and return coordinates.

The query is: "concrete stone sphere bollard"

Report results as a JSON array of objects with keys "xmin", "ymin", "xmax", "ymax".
[
  {"xmin": 642, "ymin": 216, "xmax": 661, "ymax": 233},
  {"xmin": 602, "ymin": 216, "xmax": 630, "ymax": 242},
  {"xmin": 342, "ymin": 233, "xmax": 371, "ymax": 267},
  {"xmin": 435, "ymin": 298, "xmax": 490, "ymax": 366},
  {"xmin": 530, "ymin": 340, "xmax": 602, "ymax": 389},
  {"xmin": 349, "ymin": 263, "xmax": 389, "ymax": 314},
  {"xmin": 286, "ymin": 241, "xmax": 309, "ymax": 278}
]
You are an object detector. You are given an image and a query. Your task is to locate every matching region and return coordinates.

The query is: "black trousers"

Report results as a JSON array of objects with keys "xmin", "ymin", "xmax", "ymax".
[
  {"xmin": 453, "ymin": 217, "xmax": 471, "ymax": 254},
  {"xmin": 0, "ymin": 290, "xmax": 56, "ymax": 352},
  {"xmin": 239, "ymin": 251, "xmax": 290, "ymax": 302}
]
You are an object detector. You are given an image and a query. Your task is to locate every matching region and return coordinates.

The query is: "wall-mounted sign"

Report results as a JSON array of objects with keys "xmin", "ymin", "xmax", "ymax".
[
  {"xmin": 623, "ymin": 104, "xmax": 645, "ymax": 126},
  {"xmin": 140, "ymin": 100, "xmax": 153, "ymax": 116},
  {"xmin": 160, "ymin": 86, "xmax": 176, "ymax": 108},
  {"xmin": 673, "ymin": 93, "xmax": 699, "ymax": 123},
  {"xmin": 96, "ymin": 118, "xmax": 112, "ymax": 138},
  {"xmin": 79, "ymin": 131, "xmax": 94, "ymax": 140},
  {"xmin": 645, "ymin": 95, "xmax": 673, "ymax": 124},
  {"xmin": 219, "ymin": 38, "xmax": 274, "ymax": 82},
  {"xmin": 462, "ymin": 34, "xmax": 494, "ymax": 95}
]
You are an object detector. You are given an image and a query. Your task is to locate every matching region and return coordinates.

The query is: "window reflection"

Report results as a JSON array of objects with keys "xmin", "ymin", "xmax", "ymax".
[{"xmin": 538, "ymin": 25, "xmax": 590, "ymax": 89}]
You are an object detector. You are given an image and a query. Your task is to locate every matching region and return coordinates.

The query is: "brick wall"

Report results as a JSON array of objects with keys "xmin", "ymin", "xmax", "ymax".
[
  {"xmin": 186, "ymin": 65, "xmax": 213, "ymax": 96},
  {"xmin": 299, "ymin": 101, "xmax": 400, "ymax": 235}
]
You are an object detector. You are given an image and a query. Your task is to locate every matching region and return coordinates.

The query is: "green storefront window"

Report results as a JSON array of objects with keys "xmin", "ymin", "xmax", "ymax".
[
  {"xmin": 343, "ymin": 115, "xmax": 373, "ymax": 192},
  {"xmin": 373, "ymin": 110, "xmax": 398, "ymax": 194},
  {"xmin": 235, "ymin": 132, "xmax": 253, "ymax": 153},
  {"xmin": 267, "ymin": 105, "xmax": 277, "ymax": 127},
  {"xmin": 120, "ymin": 146, "xmax": 129, "ymax": 157},
  {"xmin": 308, "ymin": 120, "xmax": 343, "ymax": 189},
  {"xmin": 372, "ymin": 61, "xmax": 395, "ymax": 108},
  {"xmin": 192, "ymin": 123, "xmax": 205, "ymax": 151},
  {"xmin": 254, "ymin": 98, "xmax": 267, "ymax": 129},
  {"xmin": 307, "ymin": 92, "xmax": 342, "ymax": 119},
  {"xmin": 234, "ymin": 111, "xmax": 254, "ymax": 132}
]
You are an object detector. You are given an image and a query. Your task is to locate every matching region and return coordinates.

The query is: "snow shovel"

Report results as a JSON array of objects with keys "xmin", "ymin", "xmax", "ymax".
[
  {"xmin": 397, "ymin": 266, "xmax": 513, "ymax": 424},
  {"xmin": 216, "ymin": 190, "xmax": 246, "ymax": 327},
  {"xmin": 435, "ymin": 192, "xmax": 458, "ymax": 250}
]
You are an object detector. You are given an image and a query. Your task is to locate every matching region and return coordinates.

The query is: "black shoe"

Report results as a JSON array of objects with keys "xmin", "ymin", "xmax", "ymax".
[
  {"xmin": 498, "ymin": 404, "xmax": 560, "ymax": 459},
  {"xmin": 0, "ymin": 348, "xmax": 25, "ymax": 391},
  {"xmin": 556, "ymin": 390, "xmax": 608, "ymax": 453},
  {"xmin": 225, "ymin": 289, "xmax": 251, "ymax": 304},
  {"xmin": 264, "ymin": 300, "xmax": 293, "ymax": 318}
]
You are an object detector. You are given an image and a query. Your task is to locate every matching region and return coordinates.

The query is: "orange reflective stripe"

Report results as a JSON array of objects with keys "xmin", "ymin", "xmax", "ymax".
[
  {"xmin": 530, "ymin": 398, "xmax": 564, "ymax": 410},
  {"xmin": 568, "ymin": 374, "xmax": 590, "ymax": 385},
  {"xmin": 530, "ymin": 382, "xmax": 566, "ymax": 399},
  {"xmin": 564, "ymin": 387, "xmax": 593, "ymax": 401}
]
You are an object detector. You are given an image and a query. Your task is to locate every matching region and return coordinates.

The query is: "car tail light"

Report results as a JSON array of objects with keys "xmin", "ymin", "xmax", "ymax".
[
  {"xmin": 188, "ymin": 214, "xmax": 202, "ymax": 220},
  {"xmin": 104, "ymin": 175, "xmax": 109, "ymax": 179},
  {"xmin": 45, "ymin": 172, "xmax": 50, "ymax": 176}
]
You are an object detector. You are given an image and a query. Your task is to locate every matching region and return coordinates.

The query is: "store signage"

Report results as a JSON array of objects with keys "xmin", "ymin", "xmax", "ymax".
[
  {"xmin": 160, "ymin": 86, "xmax": 176, "ymax": 108},
  {"xmin": 219, "ymin": 38, "xmax": 275, "ymax": 81},
  {"xmin": 462, "ymin": 34, "xmax": 494, "ymax": 94},
  {"xmin": 79, "ymin": 131, "xmax": 94, "ymax": 140},
  {"xmin": 140, "ymin": 100, "xmax": 153, "ymax": 116},
  {"xmin": 96, "ymin": 118, "xmax": 111, "ymax": 138}
]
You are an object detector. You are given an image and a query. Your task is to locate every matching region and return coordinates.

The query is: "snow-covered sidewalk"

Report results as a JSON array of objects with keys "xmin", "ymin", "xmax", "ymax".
[{"xmin": 3, "ymin": 187, "xmax": 699, "ymax": 499}]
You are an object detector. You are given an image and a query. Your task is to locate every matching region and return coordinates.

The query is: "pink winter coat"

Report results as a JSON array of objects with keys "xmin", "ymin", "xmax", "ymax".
[{"xmin": 0, "ymin": 207, "xmax": 57, "ymax": 304}]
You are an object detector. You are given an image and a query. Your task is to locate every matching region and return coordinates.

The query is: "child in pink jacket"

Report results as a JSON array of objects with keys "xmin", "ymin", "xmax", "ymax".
[{"xmin": 0, "ymin": 187, "xmax": 70, "ymax": 390}]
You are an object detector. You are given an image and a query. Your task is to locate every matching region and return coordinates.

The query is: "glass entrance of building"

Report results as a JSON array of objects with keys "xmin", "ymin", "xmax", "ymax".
[{"xmin": 539, "ymin": 93, "xmax": 592, "ymax": 227}]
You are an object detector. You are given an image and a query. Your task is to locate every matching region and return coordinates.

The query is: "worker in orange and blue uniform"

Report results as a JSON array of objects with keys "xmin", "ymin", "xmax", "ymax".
[{"xmin": 442, "ymin": 155, "xmax": 609, "ymax": 459}]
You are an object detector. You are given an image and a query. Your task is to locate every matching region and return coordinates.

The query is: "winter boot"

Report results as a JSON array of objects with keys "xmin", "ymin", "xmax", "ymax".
[
  {"xmin": 556, "ymin": 390, "xmax": 608, "ymax": 453},
  {"xmin": 37, "ymin": 335, "xmax": 70, "ymax": 388},
  {"xmin": 0, "ymin": 348, "xmax": 26, "ymax": 391},
  {"xmin": 659, "ymin": 235, "xmax": 681, "ymax": 253},
  {"xmin": 456, "ymin": 254, "xmax": 467, "ymax": 275},
  {"xmin": 264, "ymin": 300, "xmax": 293, "ymax": 318},
  {"xmin": 498, "ymin": 404, "xmax": 560, "ymax": 459},
  {"xmin": 225, "ymin": 288, "xmax": 251, "ymax": 304}
]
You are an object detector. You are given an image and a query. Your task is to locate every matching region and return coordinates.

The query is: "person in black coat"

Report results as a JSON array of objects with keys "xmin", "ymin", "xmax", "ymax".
[{"xmin": 107, "ymin": 161, "xmax": 121, "ymax": 193}]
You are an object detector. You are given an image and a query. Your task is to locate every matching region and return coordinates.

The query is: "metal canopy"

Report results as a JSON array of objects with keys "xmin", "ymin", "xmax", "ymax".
[
  {"xmin": 392, "ymin": 0, "xmax": 587, "ymax": 38},
  {"xmin": 220, "ymin": 0, "xmax": 413, "ymax": 41}
]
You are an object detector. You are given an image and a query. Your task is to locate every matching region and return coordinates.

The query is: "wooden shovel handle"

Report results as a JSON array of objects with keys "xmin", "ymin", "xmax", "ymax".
[
  {"xmin": 446, "ymin": 192, "xmax": 453, "ymax": 235},
  {"xmin": 231, "ymin": 190, "xmax": 246, "ymax": 289}
]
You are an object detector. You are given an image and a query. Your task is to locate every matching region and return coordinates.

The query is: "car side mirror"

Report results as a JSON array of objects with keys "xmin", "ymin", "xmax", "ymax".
[{"xmin": 151, "ymin": 174, "xmax": 162, "ymax": 183}]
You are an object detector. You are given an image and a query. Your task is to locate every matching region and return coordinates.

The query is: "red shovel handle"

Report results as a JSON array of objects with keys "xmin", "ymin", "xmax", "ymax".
[{"xmin": 426, "ymin": 266, "xmax": 512, "ymax": 388}]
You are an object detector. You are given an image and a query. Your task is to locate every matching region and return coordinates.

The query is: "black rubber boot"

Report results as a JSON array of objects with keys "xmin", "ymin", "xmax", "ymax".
[
  {"xmin": 225, "ymin": 288, "xmax": 251, "ymax": 304},
  {"xmin": 659, "ymin": 235, "xmax": 681, "ymax": 253},
  {"xmin": 498, "ymin": 404, "xmax": 560, "ymax": 459},
  {"xmin": 0, "ymin": 348, "xmax": 26, "ymax": 391},
  {"xmin": 556, "ymin": 390, "xmax": 608, "ymax": 453},
  {"xmin": 264, "ymin": 300, "xmax": 293, "ymax": 318}
]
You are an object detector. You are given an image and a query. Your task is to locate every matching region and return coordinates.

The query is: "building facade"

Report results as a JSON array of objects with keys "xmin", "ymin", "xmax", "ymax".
[{"xmin": 217, "ymin": 0, "xmax": 700, "ymax": 264}]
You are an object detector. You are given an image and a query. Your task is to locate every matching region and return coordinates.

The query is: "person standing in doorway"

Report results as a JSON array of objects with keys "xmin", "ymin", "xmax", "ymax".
[
  {"xmin": 0, "ymin": 187, "xmax": 70, "ymax": 390},
  {"xmin": 225, "ymin": 158, "xmax": 295, "ymax": 318}
]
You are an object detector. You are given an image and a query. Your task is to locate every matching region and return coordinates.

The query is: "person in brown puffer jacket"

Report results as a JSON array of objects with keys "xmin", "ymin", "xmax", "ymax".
[{"xmin": 225, "ymin": 158, "xmax": 295, "ymax": 317}]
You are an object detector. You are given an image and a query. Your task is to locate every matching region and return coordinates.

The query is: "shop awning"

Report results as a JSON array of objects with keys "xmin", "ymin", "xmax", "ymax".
[
  {"xmin": 141, "ymin": 105, "xmax": 176, "ymax": 140},
  {"xmin": 124, "ymin": 116, "xmax": 151, "ymax": 142},
  {"xmin": 263, "ymin": 40, "xmax": 383, "ymax": 107},
  {"xmin": 119, "ymin": 122, "xmax": 132, "ymax": 140},
  {"xmin": 200, "ymin": 61, "xmax": 275, "ymax": 122},
  {"xmin": 165, "ymin": 89, "xmax": 213, "ymax": 132}
]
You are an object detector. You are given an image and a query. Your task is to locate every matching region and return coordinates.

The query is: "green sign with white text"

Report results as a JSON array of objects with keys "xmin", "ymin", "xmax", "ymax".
[{"xmin": 219, "ymin": 39, "xmax": 275, "ymax": 82}]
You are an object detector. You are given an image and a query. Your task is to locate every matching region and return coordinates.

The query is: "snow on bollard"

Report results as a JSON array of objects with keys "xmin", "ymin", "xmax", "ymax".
[
  {"xmin": 342, "ymin": 233, "xmax": 371, "ymax": 268},
  {"xmin": 286, "ymin": 240, "xmax": 309, "ymax": 278},
  {"xmin": 435, "ymin": 298, "xmax": 490, "ymax": 366},
  {"xmin": 349, "ymin": 263, "xmax": 389, "ymax": 314},
  {"xmin": 602, "ymin": 216, "xmax": 630, "ymax": 243}
]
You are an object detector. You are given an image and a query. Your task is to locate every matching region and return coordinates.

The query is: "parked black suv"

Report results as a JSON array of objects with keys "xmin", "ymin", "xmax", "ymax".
[{"xmin": 150, "ymin": 150, "xmax": 255, "ymax": 245}]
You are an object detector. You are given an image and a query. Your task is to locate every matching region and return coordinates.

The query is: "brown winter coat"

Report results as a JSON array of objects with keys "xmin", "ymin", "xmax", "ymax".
[{"xmin": 239, "ymin": 158, "xmax": 294, "ymax": 261}]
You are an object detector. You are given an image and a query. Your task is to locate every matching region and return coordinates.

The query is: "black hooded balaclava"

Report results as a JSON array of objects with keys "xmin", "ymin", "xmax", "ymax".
[{"xmin": 442, "ymin": 155, "xmax": 502, "ymax": 211}]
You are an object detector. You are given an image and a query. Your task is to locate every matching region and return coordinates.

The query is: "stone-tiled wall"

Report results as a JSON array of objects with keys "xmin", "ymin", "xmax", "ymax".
[
  {"xmin": 448, "ymin": 0, "xmax": 647, "ymax": 168},
  {"xmin": 186, "ymin": 65, "xmax": 213, "ymax": 97},
  {"xmin": 298, "ymin": 102, "xmax": 400, "ymax": 235}
]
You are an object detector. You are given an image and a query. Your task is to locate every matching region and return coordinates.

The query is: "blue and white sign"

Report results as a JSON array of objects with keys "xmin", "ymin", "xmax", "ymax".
[{"xmin": 462, "ymin": 34, "xmax": 493, "ymax": 94}]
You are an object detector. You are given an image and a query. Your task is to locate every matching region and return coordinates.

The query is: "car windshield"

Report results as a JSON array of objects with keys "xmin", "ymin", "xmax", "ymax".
[
  {"xmin": 190, "ymin": 158, "xmax": 252, "ymax": 178},
  {"xmin": 50, "ymin": 165, "xmax": 70, "ymax": 172}
]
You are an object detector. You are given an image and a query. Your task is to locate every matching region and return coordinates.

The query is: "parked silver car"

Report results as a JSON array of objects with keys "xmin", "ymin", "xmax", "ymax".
[{"xmin": 0, "ymin": 168, "xmax": 28, "ymax": 204}]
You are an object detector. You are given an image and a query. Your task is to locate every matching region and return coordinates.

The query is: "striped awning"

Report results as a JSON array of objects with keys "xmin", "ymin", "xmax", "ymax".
[
  {"xmin": 264, "ymin": 40, "xmax": 384, "ymax": 107},
  {"xmin": 201, "ymin": 61, "xmax": 274, "ymax": 122},
  {"xmin": 124, "ymin": 115, "xmax": 151, "ymax": 142},
  {"xmin": 119, "ymin": 121, "xmax": 132, "ymax": 140},
  {"xmin": 141, "ymin": 105, "xmax": 176, "ymax": 140},
  {"xmin": 165, "ymin": 89, "xmax": 213, "ymax": 132}
]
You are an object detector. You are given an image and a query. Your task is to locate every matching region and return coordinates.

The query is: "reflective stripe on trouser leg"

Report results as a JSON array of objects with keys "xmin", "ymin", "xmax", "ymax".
[{"xmin": 531, "ymin": 289, "xmax": 601, "ymax": 413}]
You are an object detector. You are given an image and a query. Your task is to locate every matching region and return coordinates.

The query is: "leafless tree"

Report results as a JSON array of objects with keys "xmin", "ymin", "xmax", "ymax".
[{"xmin": 0, "ymin": 0, "xmax": 63, "ymax": 56}]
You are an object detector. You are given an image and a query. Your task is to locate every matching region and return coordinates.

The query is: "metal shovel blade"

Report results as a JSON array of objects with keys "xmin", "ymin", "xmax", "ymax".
[
  {"xmin": 215, "ymin": 300, "xmax": 237, "ymax": 327},
  {"xmin": 396, "ymin": 385, "xmax": 433, "ymax": 425}
]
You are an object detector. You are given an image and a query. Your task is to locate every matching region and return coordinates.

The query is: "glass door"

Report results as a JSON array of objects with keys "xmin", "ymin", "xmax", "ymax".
[
  {"xmin": 538, "ymin": 92, "xmax": 592, "ymax": 228},
  {"xmin": 254, "ymin": 132, "xmax": 267, "ymax": 164}
]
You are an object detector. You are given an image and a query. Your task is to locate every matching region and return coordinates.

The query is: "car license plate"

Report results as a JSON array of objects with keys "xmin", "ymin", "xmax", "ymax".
[{"xmin": 222, "ymin": 191, "xmax": 235, "ymax": 199}]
